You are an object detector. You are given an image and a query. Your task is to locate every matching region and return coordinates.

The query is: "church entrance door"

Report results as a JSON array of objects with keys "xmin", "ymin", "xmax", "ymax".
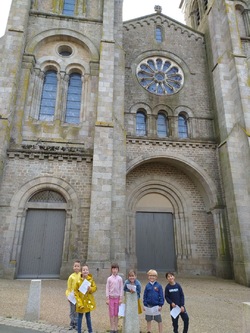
[
  {"xmin": 17, "ymin": 209, "xmax": 66, "ymax": 278},
  {"xmin": 136, "ymin": 212, "xmax": 176, "ymax": 272}
]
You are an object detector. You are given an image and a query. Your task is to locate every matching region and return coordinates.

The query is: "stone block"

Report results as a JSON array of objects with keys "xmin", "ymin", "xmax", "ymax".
[
  {"xmin": 243, "ymin": 302, "xmax": 250, "ymax": 333},
  {"xmin": 24, "ymin": 279, "xmax": 41, "ymax": 322},
  {"xmin": 122, "ymin": 292, "xmax": 140, "ymax": 333}
]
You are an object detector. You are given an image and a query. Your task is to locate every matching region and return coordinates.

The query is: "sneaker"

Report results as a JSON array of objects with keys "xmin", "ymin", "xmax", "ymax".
[{"xmin": 69, "ymin": 327, "xmax": 74, "ymax": 330}]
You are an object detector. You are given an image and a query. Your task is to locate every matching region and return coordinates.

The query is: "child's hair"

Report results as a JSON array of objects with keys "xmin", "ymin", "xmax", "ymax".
[
  {"xmin": 111, "ymin": 262, "xmax": 119, "ymax": 270},
  {"xmin": 165, "ymin": 271, "xmax": 175, "ymax": 278},
  {"xmin": 74, "ymin": 260, "xmax": 81, "ymax": 265},
  {"xmin": 147, "ymin": 269, "xmax": 158, "ymax": 276},
  {"xmin": 128, "ymin": 269, "xmax": 136, "ymax": 276}
]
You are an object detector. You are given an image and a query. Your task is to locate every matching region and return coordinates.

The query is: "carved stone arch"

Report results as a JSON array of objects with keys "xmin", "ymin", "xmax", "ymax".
[
  {"xmin": 39, "ymin": 59, "xmax": 61, "ymax": 72},
  {"xmin": 174, "ymin": 105, "xmax": 194, "ymax": 117},
  {"xmin": 129, "ymin": 102, "xmax": 152, "ymax": 115},
  {"xmin": 127, "ymin": 153, "xmax": 220, "ymax": 211},
  {"xmin": 7, "ymin": 176, "xmax": 79, "ymax": 277},
  {"xmin": 131, "ymin": 50, "xmax": 192, "ymax": 77},
  {"xmin": 25, "ymin": 29, "xmax": 99, "ymax": 61},
  {"xmin": 153, "ymin": 104, "xmax": 173, "ymax": 117},
  {"xmin": 126, "ymin": 173, "xmax": 193, "ymax": 269}
]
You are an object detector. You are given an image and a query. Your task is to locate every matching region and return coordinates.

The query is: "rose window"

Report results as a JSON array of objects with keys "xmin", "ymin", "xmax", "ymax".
[{"xmin": 136, "ymin": 57, "xmax": 184, "ymax": 95}]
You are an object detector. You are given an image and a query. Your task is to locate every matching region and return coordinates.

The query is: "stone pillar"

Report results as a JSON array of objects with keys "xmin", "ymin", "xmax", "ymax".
[
  {"xmin": 243, "ymin": 302, "xmax": 250, "ymax": 333},
  {"xmin": 122, "ymin": 292, "xmax": 140, "ymax": 333},
  {"xmin": 211, "ymin": 208, "xmax": 232, "ymax": 279},
  {"xmin": 24, "ymin": 279, "xmax": 41, "ymax": 321},
  {"xmin": 87, "ymin": 0, "xmax": 126, "ymax": 280}
]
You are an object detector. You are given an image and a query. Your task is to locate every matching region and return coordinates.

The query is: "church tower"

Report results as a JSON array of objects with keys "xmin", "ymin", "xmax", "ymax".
[
  {"xmin": 0, "ymin": 0, "xmax": 126, "ymax": 280},
  {"xmin": 181, "ymin": 0, "xmax": 250, "ymax": 286}
]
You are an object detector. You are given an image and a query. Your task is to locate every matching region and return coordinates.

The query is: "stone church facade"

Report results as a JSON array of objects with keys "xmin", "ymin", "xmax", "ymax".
[{"xmin": 0, "ymin": 0, "xmax": 249, "ymax": 286}]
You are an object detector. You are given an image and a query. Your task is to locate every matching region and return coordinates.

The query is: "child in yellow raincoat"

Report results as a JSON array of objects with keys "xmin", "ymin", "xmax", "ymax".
[{"xmin": 74, "ymin": 264, "xmax": 97, "ymax": 333}]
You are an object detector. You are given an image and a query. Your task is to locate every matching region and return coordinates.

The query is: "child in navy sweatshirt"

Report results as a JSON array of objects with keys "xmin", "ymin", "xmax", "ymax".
[{"xmin": 165, "ymin": 272, "xmax": 189, "ymax": 333}]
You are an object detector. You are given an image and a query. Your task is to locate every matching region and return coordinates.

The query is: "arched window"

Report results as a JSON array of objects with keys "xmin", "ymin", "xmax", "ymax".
[
  {"xmin": 157, "ymin": 113, "xmax": 168, "ymax": 137},
  {"xmin": 136, "ymin": 110, "xmax": 147, "ymax": 136},
  {"xmin": 191, "ymin": 0, "xmax": 201, "ymax": 28},
  {"xmin": 65, "ymin": 73, "xmax": 82, "ymax": 124},
  {"xmin": 155, "ymin": 26, "xmax": 163, "ymax": 42},
  {"xmin": 178, "ymin": 114, "xmax": 188, "ymax": 138},
  {"xmin": 203, "ymin": 0, "xmax": 208, "ymax": 12},
  {"xmin": 39, "ymin": 70, "xmax": 57, "ymax": 121},
  {"xmin": 62, "ymin": 0, "xmax": 75, "ymax": 16}
]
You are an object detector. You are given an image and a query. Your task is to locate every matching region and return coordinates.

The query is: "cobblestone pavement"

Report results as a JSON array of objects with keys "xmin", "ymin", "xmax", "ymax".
[{"xmin": 0, "ymin": 273, "xmax": 249, "ymax": 333}]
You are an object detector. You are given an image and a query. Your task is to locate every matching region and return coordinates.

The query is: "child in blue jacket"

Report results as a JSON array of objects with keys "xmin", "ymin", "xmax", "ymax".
[
  {"xmin": 143, "ymin": 269, "xmax": 164, "ymax": 333},
  {"xmin": 165, "ymin": 272, "xmax": 189, "ymax": 333}
]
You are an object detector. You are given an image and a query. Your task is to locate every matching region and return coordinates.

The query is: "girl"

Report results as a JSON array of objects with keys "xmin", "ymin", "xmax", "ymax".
[{"xmin": 74, "ymin": 264, "xmax": 97, "ymax": 333}]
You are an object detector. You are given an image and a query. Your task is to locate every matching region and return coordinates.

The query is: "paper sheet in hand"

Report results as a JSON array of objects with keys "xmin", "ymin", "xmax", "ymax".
[
  {"xmin": 118, "ymin": 303, "xmax": 125, "ymax": 317},
  {"xmin": 68, "ymin": 291, "xmax": 76, "ymax": 305},
  {"xmin": 144, "ymin": 305, "xmax": 160, "ymax": 316},
  {"xmin": 170, "ymin": 305, "xmax": 181, "ymax": 319},
  {"xmin": 78, "ymin": 279, "xmax": 91, "ymax": 295},
  {"xmin": 127, "ymin": 284, "xmax": 136, "ymax": 292}
]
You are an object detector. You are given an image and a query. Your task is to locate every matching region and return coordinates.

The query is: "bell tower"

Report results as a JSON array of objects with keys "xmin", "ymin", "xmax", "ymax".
[{"xmin": 181, "ymin": 0, "xmax": 250, "ymax": 286}]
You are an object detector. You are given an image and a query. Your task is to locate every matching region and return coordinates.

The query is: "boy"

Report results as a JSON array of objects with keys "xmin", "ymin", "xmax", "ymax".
[
  {"xmin": 143, "ymin": 269, "xmax": 164, "ymax": 333},
  {"xmin": 65, "ymin": 260, "xmax": 81, "ymax": 330},
  {"xmin": 165, "ymin": 272, "xmax": 189, "ymax": 333},
  {"xmin": 106, "ymin": 263, "xmax": 123, "ymax": 333}
]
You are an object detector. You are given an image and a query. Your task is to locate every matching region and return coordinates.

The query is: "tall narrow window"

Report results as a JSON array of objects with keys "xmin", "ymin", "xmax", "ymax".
[
  {"xmin": 192, "ymin": 1, "xmax": 201, "ymax": 27},
  {"xmin": 39, "ymin": 70, "xmax": 57, "ymax": 121},
  {"xmin": 65, "ymin": 73, "xmax": 82, "ymax": 124},
  {"xmin": 157, "ymin": 113, "xmax": 168, "ymax": 137},
  {"xmin": 203, "ymin": 0, "xmax": 208, "ymax": 12},
  {"xmin": 136, "ymin": 110, "xmax": 147, "ymax": 136},
  {"xmin": 155, "ymin": 26, "xmax": 163, "ymax": 42},
  {"xmin": 62, "ymin": 0, "xmax": 75, "ymax": 16},
  {"xmin": 178, "ymin": 114, "xmax": 188, "ymax": 138}
]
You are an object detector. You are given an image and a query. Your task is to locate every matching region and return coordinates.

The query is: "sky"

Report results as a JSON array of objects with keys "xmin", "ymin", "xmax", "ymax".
[{"xmin": 0, "ymin": 1, "xmax": 184, "ymax": 37}]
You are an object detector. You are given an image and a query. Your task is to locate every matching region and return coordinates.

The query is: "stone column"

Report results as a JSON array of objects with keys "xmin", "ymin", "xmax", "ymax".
[
  {"xmin": 211, "ymin": 208, "xmax": 232, "ymax": 279},
  {"xmin": 243, "ymin": 302, "xmax": 250, "ymax": 333},
  {"xmin": 87, "ymin": 0, "xmax": 126, "ymax": 280},
  {"xmin": 122, "ymin": 292, "xmax": 140, "ymax": 333}
]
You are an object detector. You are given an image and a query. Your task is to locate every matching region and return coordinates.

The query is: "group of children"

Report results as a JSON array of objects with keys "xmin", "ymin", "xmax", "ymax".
[{"xmin": 65, "ymin": 261, "xmax": 189, "ymax": 333}]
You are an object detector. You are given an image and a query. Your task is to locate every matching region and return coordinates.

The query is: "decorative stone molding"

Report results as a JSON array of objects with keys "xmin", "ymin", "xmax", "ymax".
[
  {"xmin": 126, "ymin": 137, "xmax": 217, "ymax": 149},
  {"xmin": 7, "ymin": 144, "xmax": 93, "ymax": 162}
]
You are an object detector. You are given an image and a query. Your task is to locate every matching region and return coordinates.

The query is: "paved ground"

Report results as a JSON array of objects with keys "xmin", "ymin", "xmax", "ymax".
[{"xmin": 0, "ymin": 273, "xmax": 249, "ymax": 333}]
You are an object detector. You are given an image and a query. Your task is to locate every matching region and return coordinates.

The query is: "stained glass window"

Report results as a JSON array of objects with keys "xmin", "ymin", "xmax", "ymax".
[
  {"xmin": 178, "ymin": 114, "xmax": 188, "ymax": 138},
  {"xmin": 39, "ymin": 70, "xmax": 57, "ymax": 121},
  {"xmin": 157, "ymin": 113, "xmax": 168, "ymax": 137},
  {"xmin": 155, "ymin": 26, "xmax": 163, "ymax": 42},
  {"xmin": 65, "ymin": 73, "xmax": 82, "ymax": 124},
  {"xmin": 136, "ymin": 111, "xmax": 147, "ymax": 136},
  {"xmin": 136, "ymin": 57, "xmax": 184, "ymax": 96},
  {"xmin": 62, "ymin": 0, "xmax": 75, "ymax": 16}
]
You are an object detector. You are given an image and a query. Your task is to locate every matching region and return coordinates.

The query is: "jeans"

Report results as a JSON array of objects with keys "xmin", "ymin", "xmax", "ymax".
[
  {"xmin": 69, "ymin": 302, "xmax": 77, "ymax": 327},
  {"xmin": 171, "ymin": 309, "xmax": 189, "ymax": 333},
  {"xmin": 78, "ymin": 312, "xmax": 92, "ymax": 333}
]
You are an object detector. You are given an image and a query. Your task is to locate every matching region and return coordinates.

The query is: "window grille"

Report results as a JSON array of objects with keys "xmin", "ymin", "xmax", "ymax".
[{"xmin": 29, "ymin": 190, "xmax": 66, "ymax": 203}]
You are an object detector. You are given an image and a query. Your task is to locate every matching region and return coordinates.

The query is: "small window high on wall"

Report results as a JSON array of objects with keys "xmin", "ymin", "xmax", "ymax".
[
  {"xmin": 65, "ymin": 73, "xmax": 82, "ymax": 124},
  {"xmin": 155, "ymin": 26, "xmax": 163, "ymax": 42},
  {"xmin": 157, "ymin": 113, "xmax": 168, "ymax": 137},
  {"xmin": 62, "ymin": 0, "xmax": 75, "ymax": 16},
  {"xmin": 136, "ymin": 110, "xmax": 147, "ymax": 136},
  {"xmin": 178, "ymin": 114, "xmax": 188, "ymax": 138},
  {"xmin": 39, "ymin": 70, "xmax": 57, "ymax": 121}
]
